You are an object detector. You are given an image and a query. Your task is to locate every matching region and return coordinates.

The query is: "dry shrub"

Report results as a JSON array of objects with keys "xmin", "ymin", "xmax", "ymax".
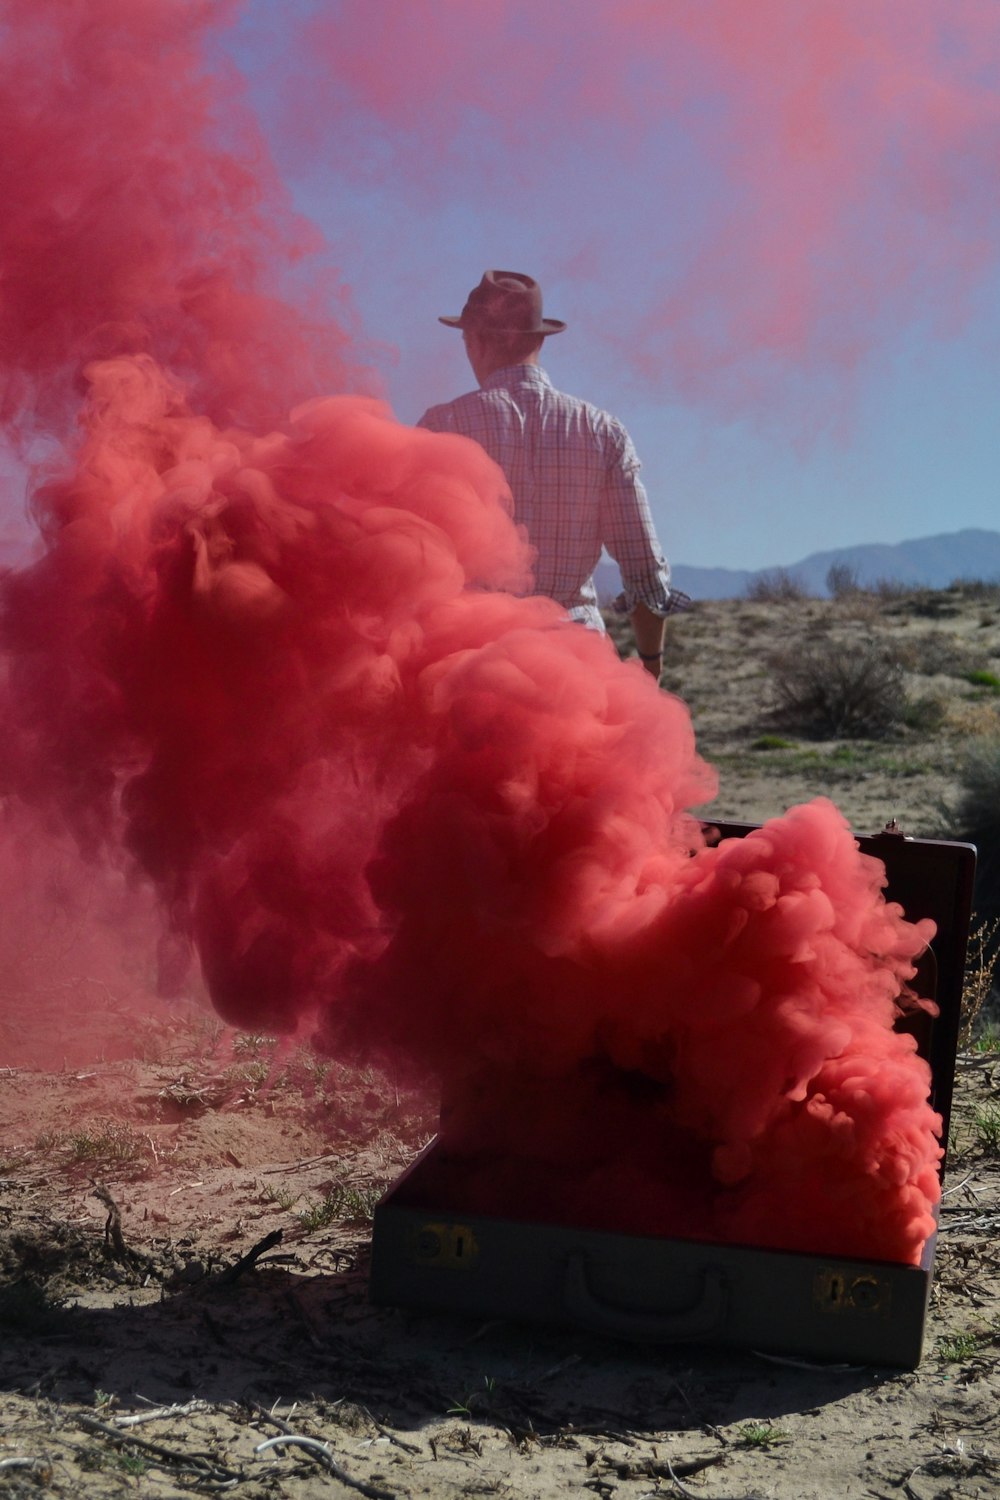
[
  {"xmin": 958, "ymin": 917, "xmax": 1000, "ymax": 1048},
  {"xmin": 831, "ymin": 590, "xmax": 884, "ymax": 626},
  {"xmin": 954, "ymin": 739, "xmax": 1000, "ymax": 831},
  {"xmin": 902, "ymin": 691, "xmax": 948, "ymax": 733},
  {"xmin": 911, "ymin": 590, "xmax": 963, "ymax": 619},
  {"xmin": 945, "ymin": 701, "xmax": 1000, "ymax": 739},
  {"xmin": 951, "ymin": 739, "xmax": 1000, "ymax": 926},
  {"xmin": 873, "ymin": 577, "xmax": 913, "ymax": 602},
  {"xmin": 949, "ymin": 578, "xmax": 1000, "ymax": 602},
  {"xmin": 825, "ymin": 562, "xmax": 861, "ymax": 599},
  {"xmin": 894, "ymin": 631, "xmax": 978, "ymax": 677},
  {"xmin": 746, "ymin": 567, "xmax": 808, "ymax": 603},
  {"xmin": 767, "ymin": 633, "xmax": 907, "ymax": 738}
]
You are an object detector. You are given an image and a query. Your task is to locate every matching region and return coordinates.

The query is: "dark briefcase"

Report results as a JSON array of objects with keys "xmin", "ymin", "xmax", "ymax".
[{"xmin": 370, "ymin": 823, "xmax": 976, "ymax": 1367}]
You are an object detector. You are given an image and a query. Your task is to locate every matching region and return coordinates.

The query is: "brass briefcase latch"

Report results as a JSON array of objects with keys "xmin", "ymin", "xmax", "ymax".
[
  {"xmin": 814, "ymin": 1268, "xmax": 892, "ymax": 1317},
  {"xmin": 409, "ymin": 1222, "xmax": 480, "ymax": 1270}
]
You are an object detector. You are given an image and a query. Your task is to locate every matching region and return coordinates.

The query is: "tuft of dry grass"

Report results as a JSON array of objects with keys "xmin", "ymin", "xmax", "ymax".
[
  {"xmin": 941, "ymin": 701, "xmax": 1000, "ymax": 738},
  {"xmin": 958, "ymin": 917, "xmax": 1000, "ymax": 1049},
  {"xmin": 296, "ymin": 1181, "xmax": 385, "ymax": 1230},
  {"xmin": 35, "ymin": 1119, "xmax": 149, "ymax": 1174},
  {"xmin": 746, "ymin": 568, "xmax": 808, "ymax": 603}
]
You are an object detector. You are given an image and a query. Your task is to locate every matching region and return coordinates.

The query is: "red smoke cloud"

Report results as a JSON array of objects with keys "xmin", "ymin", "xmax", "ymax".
[
  {"xmin": 0, "ymin": 0, "xmax": 363, "ymax": 447},
  {"xmin": 1, "ymin": 1, "xmax": 945, "ymax": 1267}
]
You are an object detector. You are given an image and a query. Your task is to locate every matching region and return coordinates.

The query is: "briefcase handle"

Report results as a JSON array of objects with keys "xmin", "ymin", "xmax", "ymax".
[{"xmin": 563, "ymin": 1254, "xmax": 728, "ymax": 1342}]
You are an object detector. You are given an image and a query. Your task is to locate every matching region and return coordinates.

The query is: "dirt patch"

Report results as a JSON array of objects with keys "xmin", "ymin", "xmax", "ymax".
[{"xmin": 1, "ymin": 1044, "xmax": 998, "ymax": 1500}]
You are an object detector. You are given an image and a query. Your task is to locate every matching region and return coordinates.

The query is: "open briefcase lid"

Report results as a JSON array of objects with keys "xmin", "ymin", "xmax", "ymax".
[{"xmin": 708, "ymin": 818, "xmax": 977, "ymax": 1166}]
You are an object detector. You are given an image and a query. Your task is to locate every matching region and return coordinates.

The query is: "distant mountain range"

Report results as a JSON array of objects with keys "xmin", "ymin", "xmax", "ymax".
[{"xmin": 595, "ymin": 528, "xmax": 1000, "ymax": 602}]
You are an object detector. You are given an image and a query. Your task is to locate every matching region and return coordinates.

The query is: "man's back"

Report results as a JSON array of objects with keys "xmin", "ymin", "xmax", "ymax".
[{"xmin": 420, "ymin": 363, "xmax": 668, "ymax": 628}]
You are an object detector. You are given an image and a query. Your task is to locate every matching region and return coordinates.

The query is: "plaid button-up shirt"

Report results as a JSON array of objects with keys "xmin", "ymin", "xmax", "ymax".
[{"xmin": 418, "ymin": 364, "xmax": 672, "ymax": 630}]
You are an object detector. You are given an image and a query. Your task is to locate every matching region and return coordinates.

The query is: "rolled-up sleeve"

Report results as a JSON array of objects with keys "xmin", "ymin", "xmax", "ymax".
[{"xmin": 600, "ymin": 424, "xmax": 673, "ymax": 616}]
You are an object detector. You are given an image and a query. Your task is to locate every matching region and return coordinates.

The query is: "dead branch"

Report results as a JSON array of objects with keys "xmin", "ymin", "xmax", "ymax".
[
  {"xmin": 255, "ymin": 1435, "xmax": 396, "ymax": 1499},
  {"xmin": 0, "ymin": 1457, "xmax": 52, "ymax": 1475},
  {"xmin": 214, "ymin": 1228, "xmax": 284, "ymax": 1287},
  {"xmin": 261, "ymin": 1151, "xmax": 342, "ymax": 1174},
  {"xmin": 114, "ymin": 1398, "xmax": 217, "ymax": 1427},
  {"xmin": 250, "ymin": 1403, "xmax": 397, "ymax": 1500},
  {"xmin": 90, "ymin": 1182, "xmax": 144, "ymax": 1267},
  {"xmin": 75, "ymin": 1411, "xmax": 243, "ymax": 1487},
  {"xmin": 358, "ymin": 1405, "xmax": 423, "ymax": 1456}
]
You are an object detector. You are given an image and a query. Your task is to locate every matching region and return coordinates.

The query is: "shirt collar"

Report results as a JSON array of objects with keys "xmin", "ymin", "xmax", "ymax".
[{"xmin": 480, "ymin": 364, "xmax": 552, "ymax": 392}]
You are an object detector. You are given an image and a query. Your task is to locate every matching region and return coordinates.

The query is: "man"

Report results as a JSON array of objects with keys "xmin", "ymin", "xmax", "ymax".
[{"xmin": 418, "ymin": 269, "xmax": 683, "ymax": 678}]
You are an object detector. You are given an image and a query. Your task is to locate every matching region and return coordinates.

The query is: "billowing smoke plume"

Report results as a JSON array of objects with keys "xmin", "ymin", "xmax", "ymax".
[
  {"xmin": 1, "ymin": 1, "xmax": 946, "ymax": 1267},
  {"xmin": 0, "ymin": 0, "xmax": 364, "ymax": 448}
]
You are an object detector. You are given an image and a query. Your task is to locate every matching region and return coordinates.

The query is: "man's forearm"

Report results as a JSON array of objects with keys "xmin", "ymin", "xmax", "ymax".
[{"xmin": 631, "ymin": 601, "xmax": 665, "ymax": 676}]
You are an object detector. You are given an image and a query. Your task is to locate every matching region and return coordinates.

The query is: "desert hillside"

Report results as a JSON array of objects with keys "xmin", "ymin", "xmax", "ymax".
[{"xmin": 609, "ymin": 580, "xmax": 1000, "ymax": 849}]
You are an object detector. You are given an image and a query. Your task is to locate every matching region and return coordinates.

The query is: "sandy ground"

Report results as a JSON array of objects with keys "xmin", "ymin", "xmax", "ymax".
[
  {"xmin": 1, "ymin": 1047, "xmax": 997, "ymax": 1500},
  {"xmin": 2, "ymin": 585, "xmax": 999, "ymax": 1499}
]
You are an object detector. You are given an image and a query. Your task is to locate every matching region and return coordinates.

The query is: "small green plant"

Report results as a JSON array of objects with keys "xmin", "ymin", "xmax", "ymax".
[
  {"xmin": 232, "ymin": 1032, "xmax": 278, "ymax": 1055},
  {"xmin": 971, "ymin": 1103, "xmax": 1000, "ymax": 1153},
  {"xmin": 112, "ymin": 1452, "xmax": 149, "ymax": 1477},
  {"xmin": 290, "ymin": 1045, "xmax": 331, "ymax": 1083},
  {"xmin": 66, "ymin": 1121, "xmax": 145, "ymax": 1166},
  {"xmin": 965, "ymin": 669, "xmax": 1000, "ymax": 691},
  {"xmin": 447, "ymin": 1377, "xmax": 497, "ymax": 1419},
  {"xmin": 297, "ymin": 1194, "xmax": 339, "ymax": 1232},
  {"xmin": 750, "ymin": 734, "xmax": 797, "ymax": 751},
  {"xmin": 828, "ymin": 744, "xmax": 863, "ymax": 765},
  {"xmin": 297, "ymin": 1181, "xmax": 384, "ymax": 1230},
  {"xmin": 227, "ymin": 1059, "xmax": 270, "ymax": 1090},
  {"xmin": 737, "ymin": 1422, "xmax": 790, "ymax": 1449},
  {"xmin": 937, "ymin": 1330, "xmax": 983, "ymax": 1363},
  {"xmin": 264, "ymin": 1184, "xmax": 301, "ymax": 1212}
]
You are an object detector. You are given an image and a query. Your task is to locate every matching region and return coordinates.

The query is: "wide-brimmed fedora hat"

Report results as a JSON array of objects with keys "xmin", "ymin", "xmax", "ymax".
[{"xmin": 439, "ymin": 270, "xmax": 566, "ymax": 336}]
